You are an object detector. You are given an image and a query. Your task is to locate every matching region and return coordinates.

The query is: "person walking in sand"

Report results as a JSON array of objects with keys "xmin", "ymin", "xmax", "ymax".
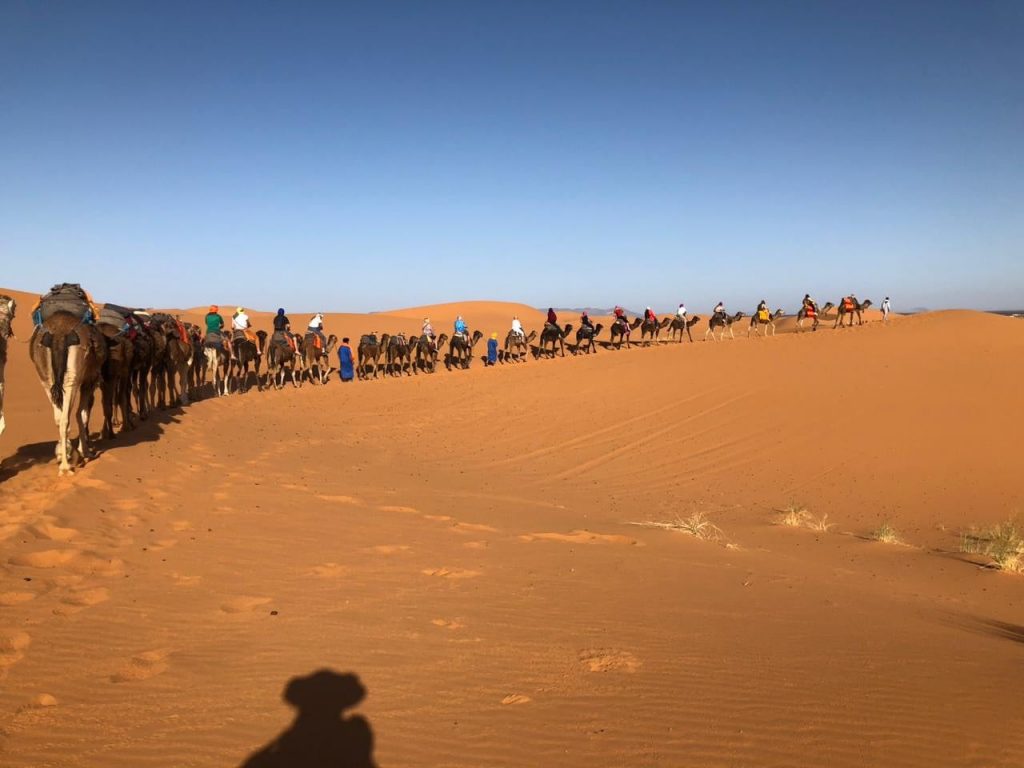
[
  {"xmin": 338, "ymin": 337, "xmax": 354, "ymax": 382},
  {"xmin": 486, "ymin": 333, "xmax": 499, "ymax": 366},
  {"xmin": 881, "ymin": 297, "xmax": 891, "ymax": 323}
]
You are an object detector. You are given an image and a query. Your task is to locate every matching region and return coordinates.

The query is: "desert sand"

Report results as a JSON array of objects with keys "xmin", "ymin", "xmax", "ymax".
[{"xmin": 1, "ymin": 286, "xmax": 1023, "ymax": 767}]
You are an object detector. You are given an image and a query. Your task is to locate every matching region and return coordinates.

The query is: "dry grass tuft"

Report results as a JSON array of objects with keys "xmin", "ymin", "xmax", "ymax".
[
  {"xmin": 628, "ymin": 512, "xmax": 724, "ymax": 542},
  {"xmin": 872, "ymin": 521, "xmax": 901, "ymax": 544},
  {"xmin": 776, "ymin": 504, "xmax": 833, "ymax": 532},
  {"xmin": 961, "ymin": 518, "xmax": 1024, "ymax": 573}
]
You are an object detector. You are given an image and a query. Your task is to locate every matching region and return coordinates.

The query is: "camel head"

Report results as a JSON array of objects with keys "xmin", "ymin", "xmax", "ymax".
[
  {"xmin": 562, "ymin": 323, "xmax": 573, "ymax": 335},
  {"xmin": 773, "ymin": 309, "xmax": 784, "ymax": 319},
  {"xmin": 470, "ymin": 330, "xmax": 483, "ymax": 346},
  {"xmin": 526, "ymin": 329, "xmax": 537, "ymax": 342},
  {"xmin": 593, "ymin": 323, "xmax": 604, "ymax": 336},
  {"xmin": 861, "ymin": 299, "xmax": 873, "ymax": 309},
  {"xmin": 630, "ymin": 317, "xmax": 643, "ymax": 329},
  {"xmin": 659, "ymin": 317, "xmax": 672, "ymax": 327},
  {"xmin": 687, "ymin": 315, "xmax": 701, "ymax": 327}
]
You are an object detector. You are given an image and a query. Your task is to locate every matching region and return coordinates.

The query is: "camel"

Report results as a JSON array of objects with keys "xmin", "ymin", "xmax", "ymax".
[
  {"xmin": 266, "ymin": 334, "xmax": 301, "ymax": 389},
  {"xmin": 411, "ymin": 333, "xmax": 446, "ymax": 374},
  {"xmin": 748, "ymin": 308, "xmax": 785, "ymax": 337},
  {"xmin": 185, "ymin": 323, "xmax": 205, "ymax": 393},
  {"xmin": 148, "ymin": 315, "xmax": 191, "ymax": 407},
  {"xmin": 447, "ymin": 330, "xmax": 483, "ymax": 370},
  {"xmin": 231, "ymin": 330, "xmax": 267, "ymax": 392},
  {"xmin": 203, "ymin": 335, "xmax": 231, "ymax": 396},
  {"xmin": 609, "ymin": 317, "xmax": 642, "ymax": 349},
  {"xmin": 668, "ymin": 315, "xmax": 701, "ymax": 343},
  {"xmin": 795, "ymin": 302, "xmax": 833, "ymax": 333},
  {"xmin": 128, "ymin": 314, "xmax": 156, "ymax": 421},
  {"xmin": 537, "ymin": 323, "xmax": 572, "ymax": 358},
  {"xmin": 358, "ymin": 333, "xmax": 383, "ymax": 380},
  {"xmin": 384, "ymin": 333, "xmax": 413, "ymax": 377},
  {"xmin": 834, "ymin": 298, "xmax": 873, "ymax": 328},
  {"xmin": 503, "ymin": 329, "xmax": 536, "ymax": 363},
  {"xmin": 572, "ymin": 323, "xmax": 603, "ymax": 355},
  {"xmin": 639, "ymin": 316, "xmax": 672, "ymax": 346},
  {"xmin": 0, "ymin": 295, "xmax": 15, "ymax": 440},
  {"xmin": 29, "ymin": 312, "xmax": 108, "ymax": 475},
  {"xmin": 704, "ymin": 311, "xmax": 746, "ymax": 341},
  {"xmin": 96, "ymin": 319, "xmax": 135, "ymax": 439},
  {"xmin": 302, "ymin": 332, "xmax": 337, "ymax": 384}
]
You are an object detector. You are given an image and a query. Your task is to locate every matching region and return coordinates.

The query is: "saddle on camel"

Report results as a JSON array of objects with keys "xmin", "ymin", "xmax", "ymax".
[
  {"xmin": 32, "ymin": 283, "xmax": 98, "ymax": 327},
  {"xmin": 99, "ymin": 303, "xmax": 147, "ymax": 341}
]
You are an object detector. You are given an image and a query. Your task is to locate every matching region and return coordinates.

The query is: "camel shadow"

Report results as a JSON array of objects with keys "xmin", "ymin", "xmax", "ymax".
[
  {"xmin": 240, "ymin": 669, "xmax": 377, "ymax": 768},
  {"xmin": 0, "ymin": 406, "xmax": 182, "ymax": 483}
]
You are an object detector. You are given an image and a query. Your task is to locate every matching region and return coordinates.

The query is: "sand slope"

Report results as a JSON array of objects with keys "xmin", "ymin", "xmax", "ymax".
[{"xmin": 2, "ymin": 288, "xmax": 1024, "ymax": 767}]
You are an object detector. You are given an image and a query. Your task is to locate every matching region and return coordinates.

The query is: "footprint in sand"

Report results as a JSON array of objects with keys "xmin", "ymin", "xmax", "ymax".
[
  {"xmin": 308, "ymin": 563, "xmax": 347, "ymax": 578},
  {"xmin": 317, "ymin": 495, "xmax": 361, "ymax": 505},
  {"xmin": 9, "ymin": 549, "xmax": 80, "ymax": 568},
  {"xmin": 0, "ymin": 630, "xmax": 32, "ymax": 675},
  {"xmin": 60, "ymin": 586, "xmax": 110, "ymax": 608},
  {"xmin": 28, "ymin": 521, "xmax": 80, "ymax": 542},
  {"xmin": 111, "ymin": 649, "xmax": 170, "ymax": 683},
  {"xmin": 422, "ymin": 567, "xmax": 481, "ymax": 580},
  {"xmin": 170, "ymin": 573, "xmax": 202, "ymax": 586},
  {"xmin": 68, "ymin": 553, "xmax": 124, "ymax": 577},
  {"xmin": 501, "ymin": 694, "xmax": 531, "ymax": 705},
  {"xmin": 520, "ymin": 531, "xmax": 640, "ymax": 546},
  {"xmin": 147, "ymin": 539, "xmax": 178, "ymax": 552},
  {"xmin": 171, "ymin": 520, "xmax": 194, "ymax": 532},
  {"xmin": 378, "ymin": 505, "xmax": 419, "ymax": 514},
  {"xmin": 452, "ymin": 522, "xmax": 499, "ymax": 534},
  {"xmin": 431, "ymin": 618, "xmax": 465, "ymax": 630},
  {"xmin": 367, "ymin": 545, "xmax": 411, "ymax": 555},
  {"xmin": 220, "ymin": 596, "xmax": 273, "ymax": 614},
  {"xmin": 0, "ymin": 591, "xmax": 36, "ymax": 606},
  {"xmin": 578, "ymin": 649, "xmax": 642, "ymax": 673},
  {"xmin": 463, "ymin": 541, "xmax": 489, "ymax": 550}
]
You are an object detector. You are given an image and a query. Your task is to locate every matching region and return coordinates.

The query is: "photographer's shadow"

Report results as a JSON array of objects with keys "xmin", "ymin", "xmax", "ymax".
[{"xmin": 241, "ymin": 669, "xmax": 377, "ymax": 768}]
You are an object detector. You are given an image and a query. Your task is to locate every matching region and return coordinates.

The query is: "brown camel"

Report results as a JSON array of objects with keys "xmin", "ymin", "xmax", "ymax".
[
  {"xmin": 203, "ymin": 334, "xmax": 231, "ymax": 396},
  {"xmin": 230, "ymin": 330, "xmax": 267, "ymax": 392},
  {"xmin": 609, "ymin": 317, "xmax": 642, "ymax": 349},
  {"xmin": 302, "ymin": 332, "xmax": 338, "ymax": 384},
  {"xmin": 447, "ymin": 330, "xmax": 483, "ymax": 370},
  {"xmin": 96, "ymin": 319, "xmax": 135, "ymax": 439},
  {"xmin": 834, "ymin": 298, "xmax": 873, "ymax": 328},
  {"xmin": 147, "ymin": 314, "xmax": 191, "ymax": 407},
  {"xmin": 748, "ymin": 308, "xmax": 785, "ymax": 338},
  {"xmin": 639, "ymin": 316, "xmax": 672, "ymax": 345},
  {"xmin": 572, "ymin": 323, "xmax": 603, "ymax": 355},
  {"xmin": 668, "ymin": 315, "xmax": 701, "ymax": 343},
  {"xmin": 503, "ymin": 329, "xmax": 537, "ymax": 363},
  {"xmin": 704, "ymin": 311, "xmax": 746, "ymax": 341},
  {"xmin": 358, "ymin": 333, "xmax": 383, "ymax": 379},
  {"xmin": 126, "ymin": 314, "xmax": 156, "ymax": 421},
  {"xmin": 384, "ymin": 333, "xmax": 413, "ymax": 377},
  {"xmin": 30, "ymin": 313, "xmax": 108, "ymax": 475},
  {"xmin": 411, "ymin": 333, "xmax": 445, "ymax": 373},
  {"xmin": 795, "ymin": 302, "xmax": 833, "ymax": 332},
  {"xmin": 185, "ymin": 323, "xmax": 205, "ymax": 393},
  {"xmin": 0, "ymin": 295, "xmax": 15, "ymax": 440},
  {"xmin": 537, "ymin": 323, "xmax": 572, "ymax": 358},
  {"xmin": 267, "ymin": 333, "xmax": 301, "ymax": 389}
]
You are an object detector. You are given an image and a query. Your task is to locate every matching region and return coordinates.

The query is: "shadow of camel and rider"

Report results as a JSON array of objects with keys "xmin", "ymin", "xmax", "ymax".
[{"xmin": 240, "ymin": 669, "xmax": 377, "ymax": 768}]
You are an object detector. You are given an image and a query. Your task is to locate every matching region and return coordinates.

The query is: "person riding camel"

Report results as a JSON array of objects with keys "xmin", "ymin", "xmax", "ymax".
[
  {"xmin": 422, "ymin": 317, "xmax": 436, "ymax": 349},
  {"xmin": 454, "ymin": 315, "xmax": 468, "ymax": 341},
  {"xmin": 232, "ymin": 306, "xmax": 255, "ymax": 345},
  {"xmin": 205, "ymin": 305, "xmax": 232, "ymax": 358},
  {"xmin": 613, "ymin": 306, "xmax": 631, "ymax": 337},
  {"xmin": 307, "ymin": 312, "xmax": 327, "ymax": 352},
  {"xmin": 580, "ymin": 311, "xmax": 594, "ymax": 331},
  {"xmin": 644, "ymin": 306, "xmax": 657, "ymax": 325},
  {"xmin": 713, "ymin": 301, "xmax": 726, "ymax": 321},
  {"xmin": 273, "ymin": 308, "xmax": 296, "ymax": 352},
  {"xmin": 511, "ymin": 315, "xmax": 525, "ymax": 340},
  {"xmin": 756, "ymin": 300, "xmax": 769, "ymax": 322},
  {"xmin": 546, "ymin": 307, "xmax": 558, "ymax": 332},
  {"xmin": 676, "ymin": 303, "xmax": 687, "ymax": 319}
]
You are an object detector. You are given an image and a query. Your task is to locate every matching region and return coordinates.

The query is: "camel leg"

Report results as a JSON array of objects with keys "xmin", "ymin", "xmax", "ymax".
[{"xmin": 77, "ymin": 384, "xmax": 97, "ymax": 462}]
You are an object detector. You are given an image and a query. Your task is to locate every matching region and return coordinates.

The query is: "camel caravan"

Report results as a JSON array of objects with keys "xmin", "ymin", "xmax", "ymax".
[{"xmin": 3, "ymin": 284, "xmax": 879, "ymax": 476}]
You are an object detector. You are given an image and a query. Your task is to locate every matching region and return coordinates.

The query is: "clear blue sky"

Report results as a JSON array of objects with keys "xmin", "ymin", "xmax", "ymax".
[{"xmin": 2, "ymin": 1, "xmax": 1021, "ymax": 312}]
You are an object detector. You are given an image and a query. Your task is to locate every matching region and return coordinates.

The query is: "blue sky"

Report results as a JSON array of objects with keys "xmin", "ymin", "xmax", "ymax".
[{"xmin": 1, "ymin": 1, "xmax": 1021, "ymax": 311}]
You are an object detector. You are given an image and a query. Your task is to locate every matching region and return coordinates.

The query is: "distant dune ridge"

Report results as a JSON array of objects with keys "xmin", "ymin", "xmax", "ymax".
[{"xmin": 1, "ymin": 283, "xmax": 1024, "ymax": 767}]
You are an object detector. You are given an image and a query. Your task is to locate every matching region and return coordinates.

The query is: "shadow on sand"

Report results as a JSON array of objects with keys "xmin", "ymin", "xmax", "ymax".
[{"xmin": 240, "ymin": 669, "xmax": 377, "ymax": 768}]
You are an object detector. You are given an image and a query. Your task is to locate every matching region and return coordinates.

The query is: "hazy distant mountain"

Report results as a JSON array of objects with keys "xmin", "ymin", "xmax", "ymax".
[{"xmin": 548, "ymin": 306, "xmax": 642, "ymax": 316}]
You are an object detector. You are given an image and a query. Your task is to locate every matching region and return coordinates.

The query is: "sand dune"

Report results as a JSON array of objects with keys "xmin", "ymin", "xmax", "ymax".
[{"xmin": 2, "ymin": 285, "xmax": 1023, "ymax": 766}]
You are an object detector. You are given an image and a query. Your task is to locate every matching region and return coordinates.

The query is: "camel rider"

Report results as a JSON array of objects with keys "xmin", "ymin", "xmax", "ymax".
[
  {"xmin": 756, "ymin": 300, "xmax": 769, "ymax": 321},
  {"xmin": 676, "ymin": 303, "xmax": 687, "ymax": 319},
  {"xmin": 454, "ymin": 315, "xmax": 468, "ymax": 341},
  {"xmin": 273, "ymin": 308, "xmax": 296, "ymax": 352},
  {"xmin": 422, "ymin": 317, "xmax": 436, "ymax": 349},
  {"xmin": 580, "ymin": 311, "xmax": 594, "ymax": 331},
  {"xmin": 205, "ymin": 305, "xmax": 232, "ymax": 358},
  {"xmin": 232, "ymin": 307, "xmax": 254, "ymax": 346},
  {"xmin": 511, "ymin": 315, "xmax": 525, "ymax": 340},
  {"xmin": 613, "ymin": 305, "xmax": 630, "ymax": 336},
  {"xmin": 546, "ymin": 307, "xmax": 558, "ymax": 331},
  {"xmin": 308, "ymin": 312, "xmax": 327, "ymax": 352},
  {"xmin": 644, "ymin": 306, "xmax": 657, "ymax": 325},
  {"xmin": 713, "ymin": 301, "xmax": 726, "ymax": 321},
  {"xmin": 802, "ymin": 294, "xmax": 816, "ymax": 313}
]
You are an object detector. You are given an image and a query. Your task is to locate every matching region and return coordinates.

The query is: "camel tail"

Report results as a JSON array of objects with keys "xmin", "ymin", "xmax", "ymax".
[{"xmin": 49, "ymin": 333, "xmax": 69, "ymax": 409}]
